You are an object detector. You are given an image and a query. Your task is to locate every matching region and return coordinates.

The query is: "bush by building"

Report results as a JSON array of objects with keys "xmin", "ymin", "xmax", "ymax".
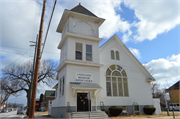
[
  {"xmin": 143, "ymin": 106, "xmax": 156, "ymax": 115},
  {"xmin": 109, "ymin": 106, "xmax": 123, "ymax": 116}
]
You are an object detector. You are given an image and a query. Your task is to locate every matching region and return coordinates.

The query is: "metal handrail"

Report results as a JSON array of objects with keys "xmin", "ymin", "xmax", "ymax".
[
  {"xmin": 100, "ymin": 101, "xmax": 108, "ymax": 111},
  {"xmin": 67, "ymin": 102, "xmax": 72, "ymax": 118}
]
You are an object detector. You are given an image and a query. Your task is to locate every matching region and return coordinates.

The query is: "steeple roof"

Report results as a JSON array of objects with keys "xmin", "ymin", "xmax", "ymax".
[{"xmin": 70, "ymin": 3, "xmax": 97, "ymax": 17}]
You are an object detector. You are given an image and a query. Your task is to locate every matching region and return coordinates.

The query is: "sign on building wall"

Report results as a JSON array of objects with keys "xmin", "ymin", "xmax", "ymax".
[{"xmin": 76, "ymin": 73, "xmax": 93, "ymax": 82}]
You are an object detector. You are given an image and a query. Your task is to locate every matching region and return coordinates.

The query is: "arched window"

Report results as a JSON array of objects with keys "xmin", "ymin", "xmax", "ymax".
[
  {"xmin": 116, "ymin": 51, "xmax": 120, "ymax": 60},
  {"xmin": 111, "ymin": 50, "xmax": 115, "ymax": 60},
  {"xmin": 106, "ymin": 65, "xmax": 129, "ymax": 97}
]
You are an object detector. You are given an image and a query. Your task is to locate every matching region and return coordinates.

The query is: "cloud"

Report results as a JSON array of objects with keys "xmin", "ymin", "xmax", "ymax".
[
  {"xmin": 124, "ymin": 0, "xmax": 180, "ymax": 42},
  {"xmin": 146, "ymin": 54, "xmax": 180, "ymax": 86},
  {"xmin": 129, "ymin": 47, "xmax": 141, "ymax": 59},
  {"xmin": 0, "ymin": 0, "xmax": 133, "ymax": 69}
]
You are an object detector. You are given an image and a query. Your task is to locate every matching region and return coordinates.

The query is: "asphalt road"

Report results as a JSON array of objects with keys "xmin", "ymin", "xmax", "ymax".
[{"xmin": 0, "ymin": 111, "xmax": 24, "ymax": 119}]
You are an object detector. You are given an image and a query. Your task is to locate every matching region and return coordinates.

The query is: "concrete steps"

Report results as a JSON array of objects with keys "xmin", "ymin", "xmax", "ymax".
[{"xmin": 67, "ymin": 111, "xmax": 109, "ymax": 119}]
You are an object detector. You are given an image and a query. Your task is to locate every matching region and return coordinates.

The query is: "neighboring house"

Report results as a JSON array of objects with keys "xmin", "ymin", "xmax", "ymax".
[
  {"xmin": 51, "ymin": 4, "xmax": 160, "ymax": 118},
  {"xmin": 168, "ymin": 80, "xmax": 179, "ymax": 103},
  {"xmin": 42, "ymin": 90, "xmax": 55, "ymax": 111},
  {"xmin": 35, "ymin": 99, "xmax": 40, "ymax": 110},
  {"xmin": 52, "ymin": 84, "xmax": 58, "ymax": 98}
]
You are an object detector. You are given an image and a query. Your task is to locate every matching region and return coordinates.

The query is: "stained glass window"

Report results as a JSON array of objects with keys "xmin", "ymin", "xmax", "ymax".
[
  {"xmin": 109, "ymin": 64, "xmax": 116, "ymax": 71},
  {"xmin": 121, "ymin": 70, "xmax": 127, "ymax": 77},
  {"xmin": 112, "ymin": 71, "xmax": 121, "ymax": 76},
  {"xmin": 123, "ymin": 78, "xmax": 129, "ymax": 96},
  {"xmin": 106, "ymin": 77, "xmax": 111, "ymax": 96},
  {"xmin": 118, "ymin": 78, "xmax": 123, "ymax": 96},
  {"xmin": 106, "ymin": 68, "xmax": 111, "ymax": 76},
  {"xmin": 106, "ymin": 65, "xmax": 129, "ymax": 97},
  {"xmin": 112, "ymin": 77, "xmax": 118, "ymax": 96},
  {"xmin": 117, "ymin": 65, "xmax": 122, "ymax": 72}
]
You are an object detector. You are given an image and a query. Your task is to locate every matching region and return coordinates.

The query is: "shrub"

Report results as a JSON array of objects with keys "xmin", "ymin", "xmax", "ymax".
[
  {"xmin": 143, "ymin": 106, "xmax": 156, "ymax": 115},
  {"xmin": 109, "ymin": 107, "xmax": 123, "ymax": 116}
]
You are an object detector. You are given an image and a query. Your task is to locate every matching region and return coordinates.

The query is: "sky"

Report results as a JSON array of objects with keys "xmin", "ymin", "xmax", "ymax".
[{"xmin": 0, "ymin": 0, "xmax": 179, "ymax": 106}]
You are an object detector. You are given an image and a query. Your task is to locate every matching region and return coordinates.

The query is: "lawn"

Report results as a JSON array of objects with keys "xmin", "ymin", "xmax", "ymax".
[
  {"xmin": 110, "ymin": 111, "xmax": 180, "ymax": 118},
  {"xmin": 35, "ymin": 111, "xmax": 49, "ymax": 115}
]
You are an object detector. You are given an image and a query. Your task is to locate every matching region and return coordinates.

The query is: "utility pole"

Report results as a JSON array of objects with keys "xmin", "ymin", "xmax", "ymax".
[
  {"xmin": 27, "ymin": 34, "xmax": 38, "ymax": 116},
  {"xmin": 29, "ymin": 0, "xmax": 46, "ymax": 118}
]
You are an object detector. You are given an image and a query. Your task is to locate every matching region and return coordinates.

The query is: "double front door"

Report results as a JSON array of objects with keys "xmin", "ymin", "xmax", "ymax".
[{"xmin": 77, "ymin": 93, "xmax": 91, "ymax": 111}]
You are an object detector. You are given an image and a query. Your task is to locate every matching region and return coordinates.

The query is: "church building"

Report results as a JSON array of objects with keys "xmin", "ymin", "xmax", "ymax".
[{"xmin": 50, "ymin": 4, "xmax": 160, "ymax": 118}]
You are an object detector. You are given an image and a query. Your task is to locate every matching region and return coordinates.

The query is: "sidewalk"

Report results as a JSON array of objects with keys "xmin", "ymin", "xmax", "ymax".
[{"xmin": 136, "ymin": 116, "xmax": 180, "ymax": 119}]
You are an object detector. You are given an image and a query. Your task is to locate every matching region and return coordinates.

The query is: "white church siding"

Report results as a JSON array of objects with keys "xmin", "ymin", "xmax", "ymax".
[
  {"xmin": 66, "ymin": 37, "xmax": 100, "ymax": 64},
  {"xmin": 52, "ymin": 65, "xmax": 67, "ymax": 107},
  {"xmin": 65, "ymin": 64, "xmax": 100, "ymax": 109},
  {"xmin": 99, "ymin": 37, "xmax": 154, "ymax": 106}
]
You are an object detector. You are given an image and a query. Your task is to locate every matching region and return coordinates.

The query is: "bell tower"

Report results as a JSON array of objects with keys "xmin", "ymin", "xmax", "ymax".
[
  {"xmin": 56, "ymin": 3, "xmax": 105, "ymax": 65},
  {"xmin": 52, "ymin": 4, "xmax": 105, "ymax": 114}
]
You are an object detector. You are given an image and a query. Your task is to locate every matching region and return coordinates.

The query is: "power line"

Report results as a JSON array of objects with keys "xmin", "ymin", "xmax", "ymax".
[
  {"xmin": 0, "ymin": 45, "xmax": 59, "ymax": 54},
  {"xmin": 5, "ymin": 48, "xmax": 32, "ymax": 68},
  {"xmin": 0, "ymin": 49, "xmax": 32, "ymax": 58},
  {"xmin": 41, "ymin": 0, "xmax": 57, "ymax": 58}
]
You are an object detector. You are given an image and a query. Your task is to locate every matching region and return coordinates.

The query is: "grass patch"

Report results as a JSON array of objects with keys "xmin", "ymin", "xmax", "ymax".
[{"xmin": 35, "ymin": 111, "xmax": 48, "ymax": 115}]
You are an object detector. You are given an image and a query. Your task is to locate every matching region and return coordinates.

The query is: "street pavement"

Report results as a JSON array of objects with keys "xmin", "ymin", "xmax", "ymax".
[{"xmin": 0, "ymin": 111, "xmax": 25, "ymax": 119}]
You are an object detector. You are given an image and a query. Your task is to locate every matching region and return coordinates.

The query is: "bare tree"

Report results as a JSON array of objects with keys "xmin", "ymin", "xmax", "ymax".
[
  {"xmin": 0, "ymin": 59, "xmax": 57, "ymax": 107},
  {"xmin": 151, "ymin": 83, "xmax": 166, "ymax": 110},
  {"xmin": 0, "ymin": 78, "xmax": 22, "ymax": 106}
]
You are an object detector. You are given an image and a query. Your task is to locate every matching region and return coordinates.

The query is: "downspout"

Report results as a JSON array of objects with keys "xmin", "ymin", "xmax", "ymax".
[{"xmin": 95, "ymin": 89, "xmax": 101, "ymax": 111}]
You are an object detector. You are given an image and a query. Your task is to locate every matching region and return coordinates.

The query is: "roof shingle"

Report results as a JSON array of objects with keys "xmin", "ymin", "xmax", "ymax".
[{"xmin": 70, "ymin": 3, "xmax": 97, "ymax": 17}]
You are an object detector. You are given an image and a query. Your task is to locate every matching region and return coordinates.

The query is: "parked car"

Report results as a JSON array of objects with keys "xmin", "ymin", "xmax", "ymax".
[
  {"xmin": 8, "ymin": 109, "xmax": 12, "ymax": 112},
  {"xmin": 2, "ymin": 109, "xmax": 8, "ymax": 113},
  {"xmin": 0, "ymin": 109, "xmax": 2, "ymax": 113},
  {"xmin": 169, "ymin": 103, "xmax": 180, "ymax": 111},
  {"xmin": 17, "ymin": 109, "xmax": 25, "ymax": 115}
]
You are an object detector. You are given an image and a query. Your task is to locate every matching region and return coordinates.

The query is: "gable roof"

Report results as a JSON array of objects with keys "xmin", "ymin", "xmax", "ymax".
[
  {"xmin": 99, "ymin": 34, "xmax": 155, "ymax": 82},
  {"xmin": 52, "ymin": 83, "xmax": 58, "ymax": 89},
  {"xmin": 45, "ymin": 90, "xmax": 55, "ymax": 97},
  {"xmin": 70, "ymin": 3, "xmax": 97, "ymax": 18},
  {"xmin": 168, "ymin": 80, "xmax": 180, "ymax": 90}
]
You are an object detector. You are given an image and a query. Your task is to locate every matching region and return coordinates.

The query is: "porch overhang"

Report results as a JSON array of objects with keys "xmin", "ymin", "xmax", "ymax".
[
  {"xmin": 70, "ymin": 82, "xmax": 102, "ymax": 97},
  {"xmin": 146, "ymin": 78, "xmax": 155, "ymax": 83}
]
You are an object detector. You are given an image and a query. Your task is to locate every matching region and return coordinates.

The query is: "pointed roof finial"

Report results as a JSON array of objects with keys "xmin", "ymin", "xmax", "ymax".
[{"xmin": 79, "ymin": 3, "xmax": 81, "ymax": 5}]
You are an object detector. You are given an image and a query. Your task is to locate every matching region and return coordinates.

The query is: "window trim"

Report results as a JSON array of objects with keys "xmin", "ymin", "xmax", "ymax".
[
  {"xmin": 75, "ymin": 42, "xmax": 83, "ymax": 60},
  {"xmin": 86, "ymin": 44, "xmax": 93, "ymax": 61}
]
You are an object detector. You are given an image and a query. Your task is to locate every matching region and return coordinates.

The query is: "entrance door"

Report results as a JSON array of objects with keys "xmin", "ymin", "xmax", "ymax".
[{"xmin": 77, "ymin": 93, "xmax": 91, "ymax": 111}]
